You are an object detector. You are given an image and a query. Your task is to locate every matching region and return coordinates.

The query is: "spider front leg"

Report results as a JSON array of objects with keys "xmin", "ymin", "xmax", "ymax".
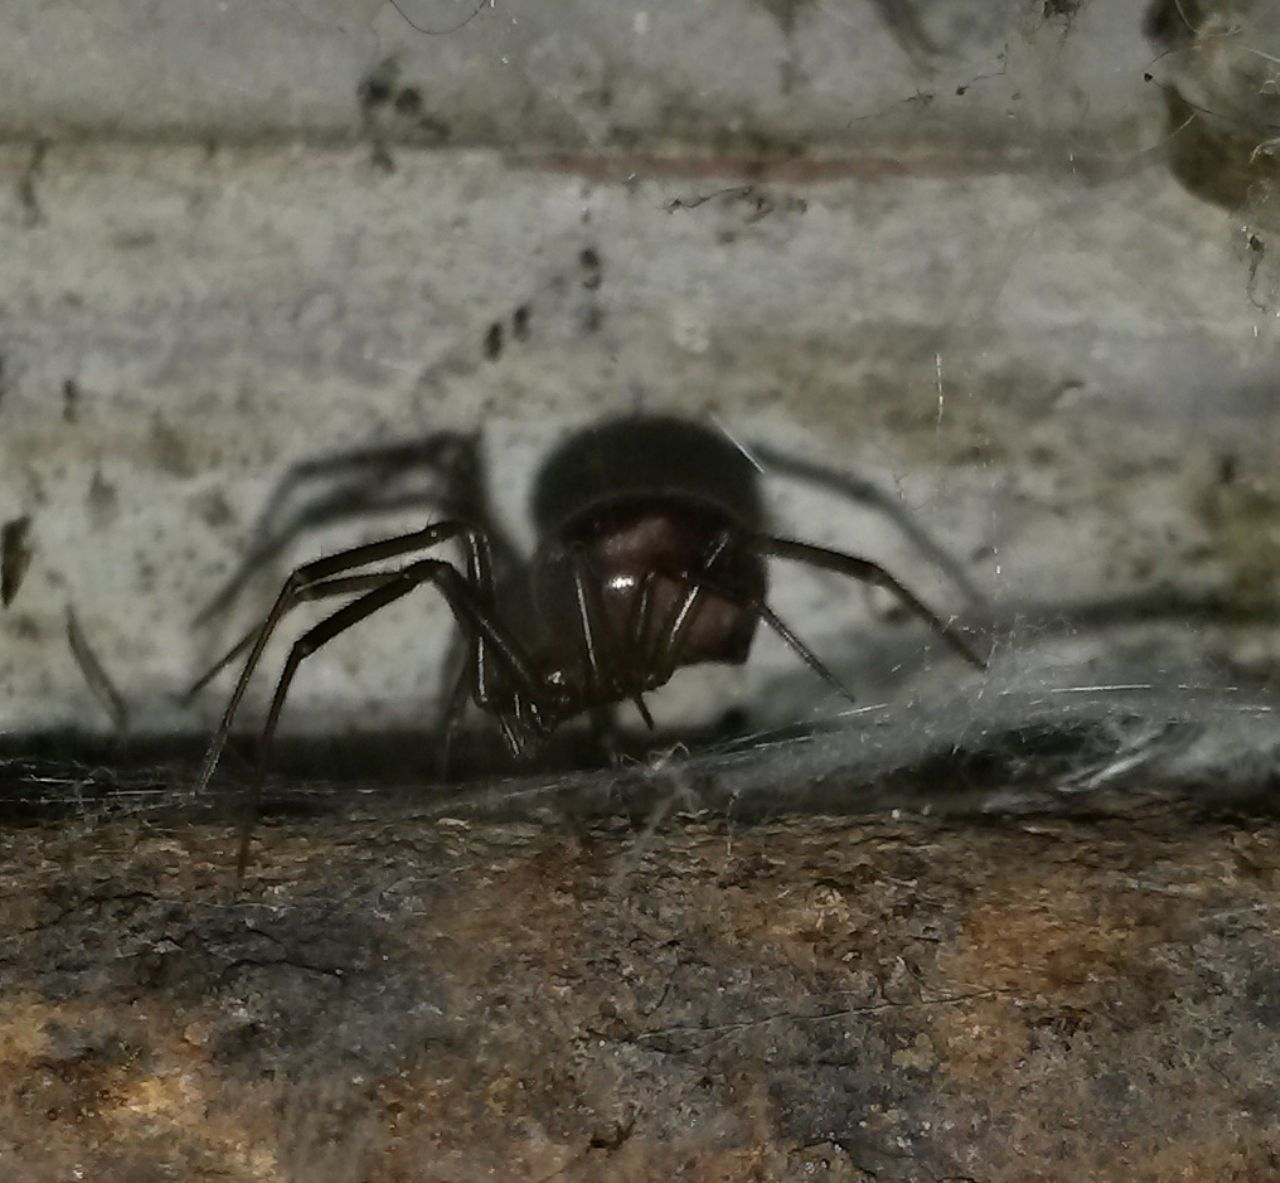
[
  {"xmin": 747, "ymin": 533, "xmax": 989, "ymax": 669},
  {"xmin": 437, "ymin": 524, "xmax": 527, "ymax": 769},
  {"xmin": 193, "ymin": 431, "xmax": 507, "ymax": 626},
  {"xmin": 212, "ymin": 555, "xmax": 545, "ymax": 875},
  {"xmin": 247, "ymin": 558, "xmax": 545, "ymax": 786},
  {"xmin": 748, "ymin": 442, "xmax": 988, "ymax": 614},
  {"xmin": 191, "ymin": 519, "xmax": 527, "ymax": 793},
  {"xmin": 648, "ymin": 556, "xmax": 858, "ymax": 706}
]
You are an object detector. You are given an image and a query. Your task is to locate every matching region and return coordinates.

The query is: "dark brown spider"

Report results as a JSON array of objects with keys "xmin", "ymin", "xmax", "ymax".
[{"xmin": 190, "ymin": 415, "xmax": 986, "ymax": 863}]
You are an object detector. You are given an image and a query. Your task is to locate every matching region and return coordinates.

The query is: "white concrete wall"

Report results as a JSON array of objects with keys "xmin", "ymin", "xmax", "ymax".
[
  {"xmin": 5, "ymin": 1, "xmax": 1149, "ymax": 145},
  {"xmin": 1, "ymin": 0, "xmax": 1277, "ymax": 747}
]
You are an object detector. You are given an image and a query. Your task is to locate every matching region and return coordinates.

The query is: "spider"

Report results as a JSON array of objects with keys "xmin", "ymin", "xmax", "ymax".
[{"xmin": 190, "ymin": 414, "xmax": 987, "ymax": 844}]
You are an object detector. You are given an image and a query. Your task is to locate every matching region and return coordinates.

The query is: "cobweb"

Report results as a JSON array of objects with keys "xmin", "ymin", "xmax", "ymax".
[{"xmin": 3, "ymin": 653, "xmax": 1276, "ymax": 829}]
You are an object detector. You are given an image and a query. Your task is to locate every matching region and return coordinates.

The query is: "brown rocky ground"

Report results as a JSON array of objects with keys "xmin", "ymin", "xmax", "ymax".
[{"xmin": 2, "ymin": 784, "xmax": 1278, "ymax": 1182}]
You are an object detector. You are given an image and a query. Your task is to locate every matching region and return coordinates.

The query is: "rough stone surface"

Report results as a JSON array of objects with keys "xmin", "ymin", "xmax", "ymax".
[
  {"xmin": 2, "ymin": 140, "xmax": 1277, "ymax": 742},
  {"xmin": 3, "ymin": 1, "xmax": 1153, "ymax": 148},
  {"xmin": 2, "ymin": 793, "xmax": 1279, "ymax": 1182}
]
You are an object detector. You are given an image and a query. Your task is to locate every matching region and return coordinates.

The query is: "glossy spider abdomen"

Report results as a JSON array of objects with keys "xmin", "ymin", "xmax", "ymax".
[{"xmin": 532, "ymin": 495, "xmax": 767, "ymax": 707}]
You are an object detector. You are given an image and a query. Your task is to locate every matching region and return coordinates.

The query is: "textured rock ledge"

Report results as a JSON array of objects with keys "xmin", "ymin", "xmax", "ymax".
[{"xmin": 1, "ymin": 789, "xmax": 1278, "ymax": 1182}]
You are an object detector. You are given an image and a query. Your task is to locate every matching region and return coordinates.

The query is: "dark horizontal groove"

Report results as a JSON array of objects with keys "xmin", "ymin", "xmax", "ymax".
[
  {"xmin": 0, "ymin": 125, "xmax": 371, "ymax": 151},
  {"xmin": 0, "ymin": 128, "xmax": 1106, "ymax": 182},
  {"xmin": 0, "ymin": 728, "xmax": 572, "ymax": 813},
  {"xmin": 0, "ymin": 721, "xmax": 733, "ymax": 823},
  {"xmin": 1, "ymin": 713, "xmax": 1276, "ymax": 828}
]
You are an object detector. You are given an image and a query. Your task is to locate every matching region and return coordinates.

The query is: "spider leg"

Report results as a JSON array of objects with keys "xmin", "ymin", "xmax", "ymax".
[
  {"xmin": 751, "ymin": 599, "xmax": 857, "ymax": 703},
  {"xmin": 437, "ymin": 658, "xmax": 474, "ymax": 776},
  {"xmin": 439, "ymin": 618, "xmax": 546, "ymax": 770},
  {"xmin": 629, "ymin": 571, "xmax": 658, "ymax": 656},
  {"xmin": 653, "ymin": 568, "xmax": 858, "ymax": 705},
  {"xmin": 193, "ymin": 431, "xmax": 519, "ymax": 626},
  {"xmin": 435, "ymin": 529, "xmax": 547, "ymax": 765},
  {"xmin": 627, "ymin": 577, "xmax": 659, "ymax": 729},
  {"xmin": 195, "ymin": 490, "xmax": 448, "ymax": 627},
  {"xmin": 569, "ymin": 550, "xmax": 648, "ymax": 751},
  {"xmin": 492, "ymin": 704, "xmax": 523, "ymax": 756},
  {"xmin": 551, "ymin": 548, "xmax": 660, "ymax": 740},
  {"xmin": 630, "ymin": 696, "xmax": 655, "ymax": 730},
  {"xmin": 642, "ymin": 530, "xmax": 739, "ymax": 680},
  {"xmin": 745, "ymin": 533, "xmax": 988, "ymax": 669},
  {"xmin": 461, "ymin": 528, "xmax": 504, "ymax": 710},
  {"xmin": 193, "ymin": 519, "xmax": 520, "ymax": 793},
  {"xmin": 186, "ymin": 572, "xmax": 390, "ymax": 702},
  {"xmin": 569, "ymin": 547, "xmax": 620, "ymax": 700},
  {"xmin": 638, "ymin": 530, "xmax": 856, "ymax": 708},
  {"xmin": 644, "ymin": 575, "xmax": 712, "ymax": 678},
  {"xmin": 579, "ymin": 570, "xmax": 660, "ymax": 747},
  {"xmin": 230, "ymin": 556, "xmax": 544, "ymax": 873},
  {"xmin": 749, "ymin": 442, "xmax": 988, "ymax": 613},
  {"xmin": 437, "ymin": 526, "xmax": 503, "ymax": 773}
]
